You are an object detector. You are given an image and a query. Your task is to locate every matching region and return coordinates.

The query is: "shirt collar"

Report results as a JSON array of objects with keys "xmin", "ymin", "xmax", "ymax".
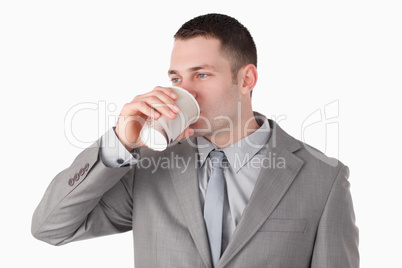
[{"xmin": 197, "ymin": 112, "xmax": 271, "ymax": 173}]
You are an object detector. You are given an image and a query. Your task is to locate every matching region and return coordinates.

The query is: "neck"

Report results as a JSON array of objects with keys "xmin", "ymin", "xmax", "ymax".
[{"xmin": 204, "ymin": 110, "xmax": 260, "ymax": 148}]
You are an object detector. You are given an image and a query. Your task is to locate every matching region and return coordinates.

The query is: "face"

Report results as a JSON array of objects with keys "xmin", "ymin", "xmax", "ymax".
[{"xmin": 169, "ymin": 37, "xmax": 241, "ymax": 137}]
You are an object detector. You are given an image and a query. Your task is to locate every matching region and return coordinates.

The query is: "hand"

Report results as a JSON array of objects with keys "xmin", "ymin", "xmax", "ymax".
[{"xmin": 115, "ymin": 86, "xmax": 194, "ymax": 151}]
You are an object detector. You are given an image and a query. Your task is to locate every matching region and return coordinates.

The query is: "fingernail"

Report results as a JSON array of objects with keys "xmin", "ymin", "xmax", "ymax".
[
  {"xmin": 171, "ymin": 93, "xmax": 178, "ymax": 99},
  {"xmin": 172, "ymin": 105, "xmax": 180, "ymax": 113},
  {"xmin": 169, "ymin": 111, "xmax": 176, "ymax": 117}
]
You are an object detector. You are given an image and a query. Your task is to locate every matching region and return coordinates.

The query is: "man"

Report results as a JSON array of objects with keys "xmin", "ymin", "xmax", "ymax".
[{"xmin": 32, "ymin": 13, "xmax": 359, "ymax": 267}]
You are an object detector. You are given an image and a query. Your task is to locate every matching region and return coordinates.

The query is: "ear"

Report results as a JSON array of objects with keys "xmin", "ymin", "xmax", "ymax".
[{"xmin": 239, "ymin": 64, "xmax": 258, "ymax": 96}]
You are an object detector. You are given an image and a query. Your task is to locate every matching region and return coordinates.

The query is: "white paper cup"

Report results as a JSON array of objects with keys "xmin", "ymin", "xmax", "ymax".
[{"xmin": 139, "ymin": 86, "xmax": 200, "ymax": 151}]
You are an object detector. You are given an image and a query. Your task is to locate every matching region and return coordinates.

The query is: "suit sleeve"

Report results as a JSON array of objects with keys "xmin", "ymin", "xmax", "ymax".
[
  {"xmin": 31, "ymin": 138, "xmax": 135, "ymax": 246},
  {"xmin": 311, "ymin": 165, "xmax": 360, "ymax": 267}
]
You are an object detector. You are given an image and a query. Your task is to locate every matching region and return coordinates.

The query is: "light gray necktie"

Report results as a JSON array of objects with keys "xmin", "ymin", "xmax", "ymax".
[{"xmin": 204, "ymin": 150, "xmax": 226, "ymax": 267}]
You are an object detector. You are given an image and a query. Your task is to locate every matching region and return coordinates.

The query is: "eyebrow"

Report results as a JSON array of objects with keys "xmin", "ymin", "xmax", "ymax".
[{"xmin": 168, "ymin": 65, "xmax": 218, "ymax": 76}]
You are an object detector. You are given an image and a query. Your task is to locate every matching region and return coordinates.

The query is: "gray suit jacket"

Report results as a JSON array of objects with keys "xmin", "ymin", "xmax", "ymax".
[{"xmin": 32, "ymin": 120, "xmax": 359, "ymax": 267}]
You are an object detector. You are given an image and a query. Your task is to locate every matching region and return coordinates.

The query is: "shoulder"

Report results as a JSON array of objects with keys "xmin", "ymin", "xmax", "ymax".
[{"xmin": 269, "ymin": 119, "xmax": 348, "ymax": 181}]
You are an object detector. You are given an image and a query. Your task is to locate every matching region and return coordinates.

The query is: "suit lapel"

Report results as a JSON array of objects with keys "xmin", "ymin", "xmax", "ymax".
[
  {"xmin": 217, "ymin": 120, "xmax": 304, "ymax": 268},
  {"xmin": 168, "ymin": 138, "xmax": 213, "ymax": 268}
]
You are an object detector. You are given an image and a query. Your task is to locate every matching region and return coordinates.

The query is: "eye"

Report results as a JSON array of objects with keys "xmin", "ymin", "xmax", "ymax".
[
  {"xmin": 197, "ymin": 73, "xmax": 209, "ymax": 79},
  {"xmin": 171, "ymin": 77, "xmax": 182, "ymax": 83}
]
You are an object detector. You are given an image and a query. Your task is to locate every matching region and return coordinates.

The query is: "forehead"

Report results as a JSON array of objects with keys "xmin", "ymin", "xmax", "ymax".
[
  {"xmin": 170, "ymin": 37, "xmax": 230, "ymax": 72},
  {"xmin": 172, "ymin": 36, "xmax": 221, "ymax": 52}
]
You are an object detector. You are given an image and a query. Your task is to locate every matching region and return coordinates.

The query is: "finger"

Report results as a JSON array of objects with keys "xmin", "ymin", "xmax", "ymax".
[
  {"xmin": 153, "ymin": 86, "xmax": 178, "ymax": 100},
  {"xmin": 138, "ymin": 90, "xmax": 180, "ymax": 113},
  {"xmin": 138, "ymin": 96, "xmax": 179, "ymax": 119},
  {"xmin": 122, "ymin": 101, "xmax": 161, "ymax": 119}
]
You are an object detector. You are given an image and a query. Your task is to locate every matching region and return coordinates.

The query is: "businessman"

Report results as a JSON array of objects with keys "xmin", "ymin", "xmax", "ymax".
[{"xmin": 32, "ymin": 13, "xmax": 359, "ymax": 267}]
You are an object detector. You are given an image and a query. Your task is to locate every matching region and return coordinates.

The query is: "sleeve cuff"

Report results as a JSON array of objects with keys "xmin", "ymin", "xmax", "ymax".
[{"xmin": 100, "ymin": 127, "xmax": 141, "ymax": 168}]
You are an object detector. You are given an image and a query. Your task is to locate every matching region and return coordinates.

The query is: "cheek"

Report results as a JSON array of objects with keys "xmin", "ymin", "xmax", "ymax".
[{"xmin": 194, "ymin": 82, "xmax": 237, "ymax": 111}]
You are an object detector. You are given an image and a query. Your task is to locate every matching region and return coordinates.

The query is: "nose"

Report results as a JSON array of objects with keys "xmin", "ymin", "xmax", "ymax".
[
  {"xmin": 188, "ymin": 91, "xmax": 197, "ymax": 99},
  {"xmin": 181, "ymin": 80, "xmax": 197, "ymax": 99}
]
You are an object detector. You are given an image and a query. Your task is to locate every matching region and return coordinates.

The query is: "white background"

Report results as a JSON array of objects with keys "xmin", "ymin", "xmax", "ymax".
[{"xmin": 1, "ymin": 0, "xmax": 401, "ymax": 267}]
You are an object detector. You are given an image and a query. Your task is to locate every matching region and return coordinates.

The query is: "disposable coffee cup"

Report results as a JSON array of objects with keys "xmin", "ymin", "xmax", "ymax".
[{"xmin": 139, "ymin": 86, "xmax": 200, "ymax": 151}]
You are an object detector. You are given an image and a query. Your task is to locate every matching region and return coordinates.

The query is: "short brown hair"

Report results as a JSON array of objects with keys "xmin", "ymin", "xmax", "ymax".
[{"xmin": 174, "ymin": 13, "xmax": 257, "ymax": 81}]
